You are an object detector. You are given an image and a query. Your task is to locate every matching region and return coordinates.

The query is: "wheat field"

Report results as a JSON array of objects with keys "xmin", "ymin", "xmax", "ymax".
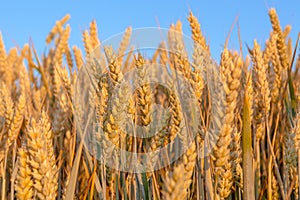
[{"xmin": 0, "ymin": 8, "xmax": 300, "ymax": 200}]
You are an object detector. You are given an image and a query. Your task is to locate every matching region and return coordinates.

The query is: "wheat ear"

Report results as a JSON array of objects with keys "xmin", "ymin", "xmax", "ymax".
[{"xmin": 26, "ymin": 112, "xmax": 58, "ymax": 200}]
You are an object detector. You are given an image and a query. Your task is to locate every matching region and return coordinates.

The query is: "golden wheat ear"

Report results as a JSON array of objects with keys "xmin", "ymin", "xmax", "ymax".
[{"xmin": 26, "ymin": 112, "xmax": 58, "ymax": 200}]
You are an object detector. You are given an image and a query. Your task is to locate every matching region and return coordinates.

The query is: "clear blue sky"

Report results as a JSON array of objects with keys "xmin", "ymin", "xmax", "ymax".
[{"xmin": 0, "ymin": 0, "xmax": 299, "ymax": 61}]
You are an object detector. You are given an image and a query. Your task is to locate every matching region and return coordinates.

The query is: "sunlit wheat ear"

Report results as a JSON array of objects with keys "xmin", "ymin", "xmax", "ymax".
[
  {"xmin": 250, "ymin": 40, "xmax": 271, "ymax": 197},
  {"xmin": 164, "ymin": 88, "xmax": 182, "ymax": 146},
  {"xmin": 104, "ymin": 46, "xmax": 123, "ymax": 87},
  {"xmin": 15, "ymin": 147, "xmax": 33, "ymax": 200},
  {"xmin": 162, "ymin": 164, "xmax": 188, "ymax": 200},
  {"xmin": 95, "ymin": 73, "xmax": 109, "ymax": 130},
  {"xmin": 46, "ymin": 14, "xmax": 70, "ymax": 44},
  {"xmin": 174, "ymin": 21, "xmax": 191, "ymax": 79},
  {"xmin": 0, "ymin": 83, "xmax": 14, "ymax": 140},
  {"xmin": 268, "ymin": 8, "xmax": 289, "ymax": 70},
  {"xmin": 162, "ymin": 142, "xmax": 197, "ymax": 200},
  {"xmin": 0, "ymin": 34, "xmax": 14, "ymax": 86},
  {"xmin": 293, "ymin": 113, "xmax": 300, "ymax": 199},
  {"xmin": 89, "ymin": 20, "xmax": 100, "ymax": 49},
  {"xmin": 72, "ymin": 45, "xmax": 84, "ymax": 70},
  {"xmin": 52, "ymin": 88, "xmax": 70, "ymax": 135},
  {"xmin": 212, "ymin": 48, "xmax": 243, "ymax": 199},
  {"xmin": 285, "ymin": 117, "xmax": 297, "ymax": 189},
  {"xmin": 263, "ymin": 32, "xmax": 277, "ymax": 67},
  {"xmin": 188, "ymin": 11, "xmax": 210, "ymax": 55},
  {"xmin": 0, "ymin": 32, "xmax": 7, "ymax": 80},
  {"xmin": 117, "ymin": 26, "xmax": 132, "ymax": 64},
  {"xmin": 264, "ymin": 32, "xmax": 284, "ymax": 106},
  {"xmin": 226, "ymin": 52, "xmax": 243, "ymax": 185},
  {"xmin": 191, "ymin": 44, "xmax": 205, "ymax": 105},
  {"xmin": 54, "ymin": 25, "xmax": 71, "ymax": 68},
  {"xmin": 102, "ymin": 79, "xmax": 131, "ymax": 197},
  {"xmin": 83, "ymin": 30, "xmax": 93, "ymax": 57},
  {"xmin": 282, "ymin": 25, "xmax": 292, "ymax": 41},
  {"xmin": 158, "ymin": 42, "xmax": 169, "ymax": 66},
  {"xmin": 250, "ymin": 40, "xmax": 271, "ymax": 142},
  {"xmin": 6, "ymin": 85, "xmax": 25, "ymax": 150},
  {"xmin": 26, "ymin": 111, "xmax": 58, "ymax": 200},
  {"xmin": 135, "ymin": 53, "xmax": 153, "ymax": 127}
]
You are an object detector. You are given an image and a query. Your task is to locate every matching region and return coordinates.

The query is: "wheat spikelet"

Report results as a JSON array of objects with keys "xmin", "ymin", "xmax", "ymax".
[
  {"xmin": 15, "ymin": 147, "xmax": 33, "ymax": 200},
  {"xmin": 188, "ymin": 11, "xmax": 210, "ymax": 54}
]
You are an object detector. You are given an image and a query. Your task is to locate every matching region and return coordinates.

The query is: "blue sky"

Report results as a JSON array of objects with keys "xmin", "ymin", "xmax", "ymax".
[{"xmin": 0, "ymin": 1, "xmax": 299, "ymax": 61}]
